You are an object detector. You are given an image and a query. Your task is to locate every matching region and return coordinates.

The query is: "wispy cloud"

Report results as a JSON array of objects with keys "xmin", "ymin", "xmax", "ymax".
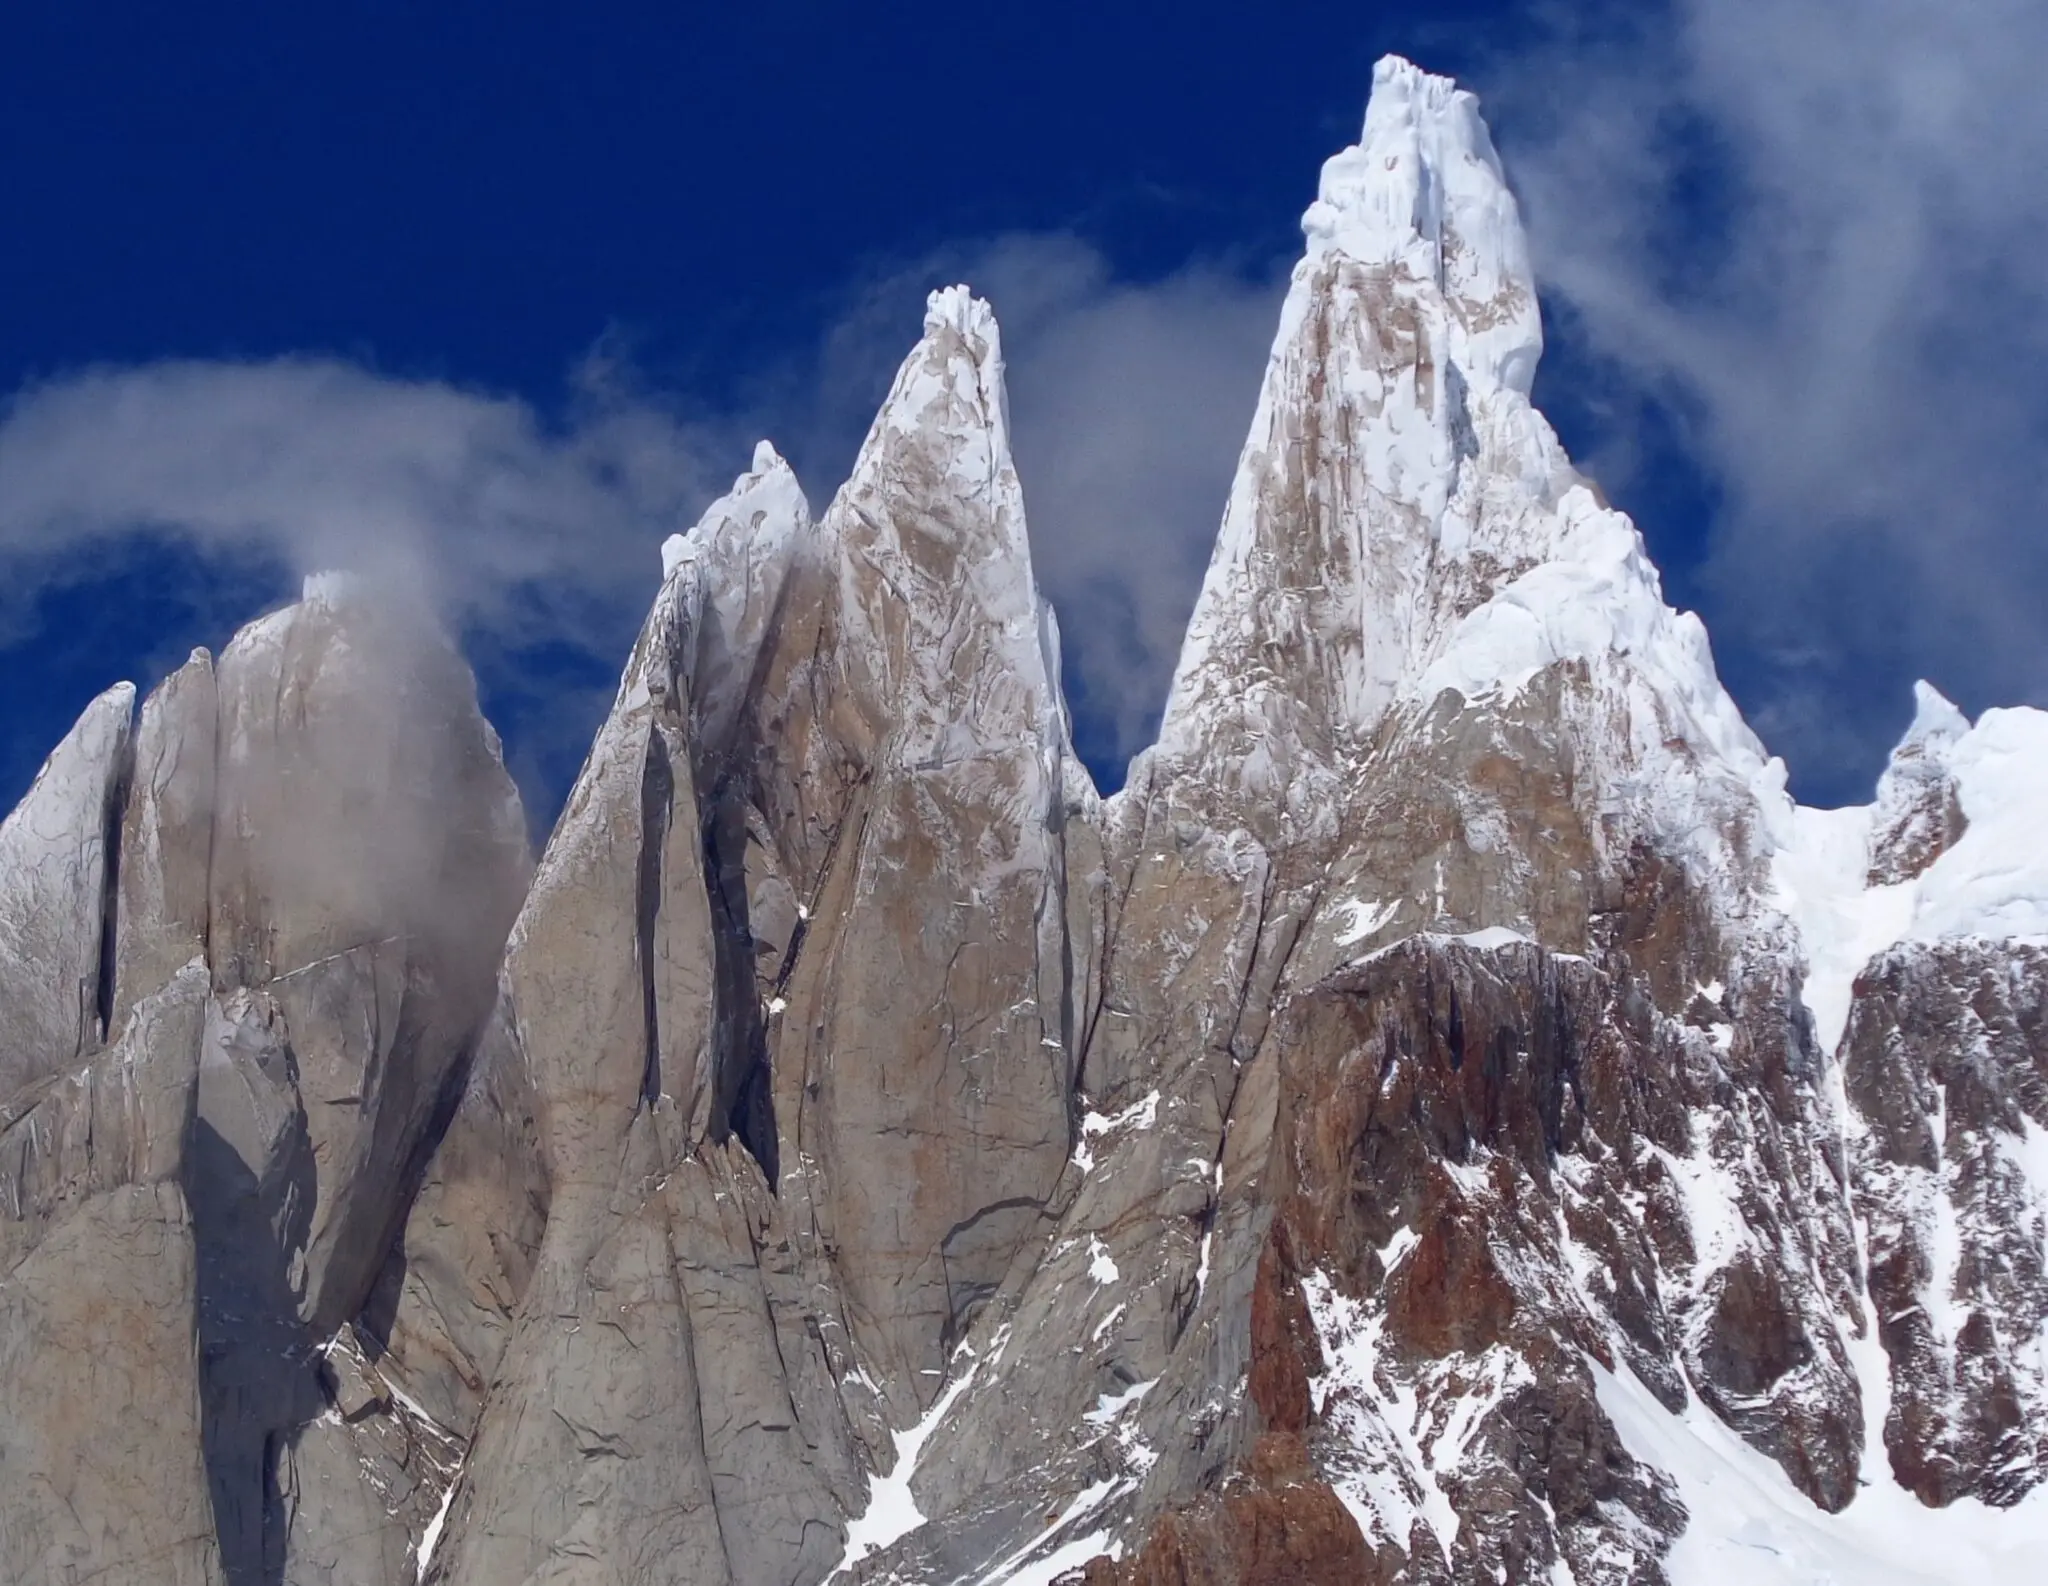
[
  {"xmin": 1490, "ymin": 0, "xmax": 2048, "ymax": 798},
  {"xmin": 0, "ymin": 356, "xmax": 746, "ymax": 819},
  {"xmin": 0, "ymin": 356, "xmax": 726, "ymax": 634},
  {"xmin": 16, "ymin": 4, "xmax": 2036, "ymax": 818}
]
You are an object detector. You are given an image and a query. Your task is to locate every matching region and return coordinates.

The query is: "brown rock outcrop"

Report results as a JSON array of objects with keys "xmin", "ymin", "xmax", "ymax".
[
  {"xmin": 1077, "ymin": 1436, "xmax": 1384, "ymax": 1586},
  {"xmin": 1844, "ymin": 939, "xmax": 2048, "ymax": 1506}
]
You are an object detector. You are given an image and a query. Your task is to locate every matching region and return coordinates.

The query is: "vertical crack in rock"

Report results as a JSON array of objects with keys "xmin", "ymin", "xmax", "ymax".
[
  {"xmin": 92, "ymin": 707, "xmax": 135, "ymax": 1045},
  {"xmin": 637, "ymin": 723, "xmax": 675, "ymax": 1113},
  {"xmin": 702, "ymin": 782, "xmax": 778, "ymax": 1187},
  {"xmin": 0, "ymin": 679, "xmax": 136, "ymax": 1092},
  {"xmin": 2, "ymin": 585, "xmax": 528, "ymax": 1585},
  {"xmin": 187, "ymin": 991, "xmax": 323, "ymax": 1586}
]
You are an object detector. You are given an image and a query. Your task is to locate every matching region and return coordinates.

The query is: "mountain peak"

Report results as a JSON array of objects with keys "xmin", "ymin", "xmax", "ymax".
[
  {"xmin": 0, "ymin": 680, "xmax": 134, "ymax": 1091},
  {"xmin": 300, "ymin": 568, "xmax": 370, "ymax": 607},
  {"xmin": 820, "ymin": 286, "xmax": 1056, "ymax": 764},
  {"xmin": 1901, "ymin": 677, "xmax": 1970, "ymax": 750},
  {"xmin": 12, "ymin": 51, "xmax": 2048, "ymax": 1586},
  {"xmin": 660, "ymin": 438, "xmax": 808, "ymax": 582},
  {"xmin": 1303, "ymin": 53, "xmax": 1540, "ymax": 397},
  {"xmin": 1157, "ymin": 59, "xmax": 1747, "ymax": 849},
  {"xmin": 923, "ymin": 281, "xmax": 998, "ymax": 345}
]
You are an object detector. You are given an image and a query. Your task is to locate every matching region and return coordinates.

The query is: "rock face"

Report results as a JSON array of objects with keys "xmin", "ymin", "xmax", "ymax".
[
  {"xmin": 0, "ymin": 680, "xmax": 133, "ymax": 1096},
  {"xmin": 1, "ymin": 586, "xmax": 528, "ymax": 1586},
  {"xmin": 1845, "ymin": 940, "xmax": 2048, "ymax": 1507},
  {"xmin": 424, "ymin": 450, "xmax": 869, "ymax": 1586},
  {"xmin": 6, "ymin": 49, "xmax": 2048, "ymax": 1586},
  {"xmin": 762, "ymin": 289, "xmax": 1082, "ymax": 1409},
  {"xmin": 1, "ymin": 964, "xmax": 222, "ymax": 1586}
]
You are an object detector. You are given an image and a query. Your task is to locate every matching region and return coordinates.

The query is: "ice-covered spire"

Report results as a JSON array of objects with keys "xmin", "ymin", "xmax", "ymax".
[
  {"xmin": 656, "ymin": 440, "xmax": 812, "ymax": 755},
  {"xmin": 1152, "ymin": 55, "xmax": 1779, "ymax": 902},
  {"xmin": 659, "ymin": 439, "xmax": 808, "ymax": 582},
  {"xmin": 1864, "ymin": 681, "xmax": 1972, "ymax": 886},
  {"xmin": 1897, "ymin": 679, "xmax": 1970, "ymax": 754},
  {"xmin": 1305, "ymin": 55, "xmax": 1541, "ymax": 396},
  {"xmin": 866, "ymin": 284, "xmax": 1016, "ymax": 479},
  {"xmin": 1155, "ymin": 58, "xmax": 1561, "ymax": 786},
  {"xmin": 923, "ymin": 281, "xmax": 1001, "ymax": 347}
]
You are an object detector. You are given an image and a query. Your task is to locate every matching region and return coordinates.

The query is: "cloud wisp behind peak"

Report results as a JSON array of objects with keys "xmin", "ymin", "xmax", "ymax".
[{"xmin": 0, "ymin": 356, "xmax": 728, "ymax": 631}]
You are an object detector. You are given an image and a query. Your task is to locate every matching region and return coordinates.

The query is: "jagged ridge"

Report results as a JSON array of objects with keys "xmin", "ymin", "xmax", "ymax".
[{"xmin": 2, "ymin": 50, "xmax": 2047, "ymax": 1586}]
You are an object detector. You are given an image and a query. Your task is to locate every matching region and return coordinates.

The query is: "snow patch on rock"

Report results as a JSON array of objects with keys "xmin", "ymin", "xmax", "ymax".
[
  {"xmin": 830, "ymin": 1352, "xmax": 982, "ymax": 1578},
  {"xmin": 1301, "ymin": 1268, "xmax": 1533, "ymax": 1557},
  {"xmin": 1333, "ymin": 896, "xmax": 1397, "ymax": 947}
]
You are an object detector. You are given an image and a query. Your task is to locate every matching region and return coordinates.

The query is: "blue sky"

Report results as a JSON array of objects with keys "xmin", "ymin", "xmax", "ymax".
[{"xmin": 3, "ymin": 0, "xmax": 2043, "ymax": 818}]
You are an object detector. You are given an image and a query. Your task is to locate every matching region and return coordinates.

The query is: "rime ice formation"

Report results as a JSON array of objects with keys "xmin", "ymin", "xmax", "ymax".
[
  {"xmin": 1303, "ymin": 54, "xmax": 1541, "ymax": 392},
  {"xmin": 6, "ymin": 51, "xmax": 2048, "ymax": 1586}
]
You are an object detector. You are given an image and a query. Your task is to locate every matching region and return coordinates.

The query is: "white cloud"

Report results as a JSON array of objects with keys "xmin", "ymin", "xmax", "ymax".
[
  {"xmin": 0, "ymin": 356, "xmax": 726, "ymax": 635},
  {"xmin": 1490, "ymin": 0, "xmax": 2048, "ymax": 797},
  {"xmin": 0, "ymin": 357, "xmax": 742, "ymax": 815},
  {"xmin": 14, "ymin": 11, "xmax": 2041, "ymax": 814}
]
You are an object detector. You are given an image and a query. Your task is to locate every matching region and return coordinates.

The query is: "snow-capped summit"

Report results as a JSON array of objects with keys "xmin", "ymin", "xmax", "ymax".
[
  {"xmin": 1305, "ymin": 54, "xmax": 1541, "ymax": 396},
  {"xmin": 659, "ymin": 438, "xmax": 807, "ymax": 582},
  {"xmin": 921, "ymin": 280, "xmax": 1001, "ymax": 348},
  {"xmin": 1155, "ymin": 54, "xmax": 1777, "ymax": 924},
  {"xmin": 1153, "ymin": 52, "xmax": 1566, "ymax": 775},
  {"xmin": 821, "ymin": 283, "xmax": 1057, "ymax": 768}
]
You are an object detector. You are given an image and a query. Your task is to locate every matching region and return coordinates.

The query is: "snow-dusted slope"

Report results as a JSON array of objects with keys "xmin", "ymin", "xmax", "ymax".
[
  {"xmin": 1597, "ymin": 1359, "xmax": 2048, "ymax": 1586},
  {"xmin": 1776, "ymin": 683, "xmax": 2048, "ymax": 1051},
  {"xmin": 1120, "ymin": 51, "xmax": 2048, "ymax": 1585}
]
